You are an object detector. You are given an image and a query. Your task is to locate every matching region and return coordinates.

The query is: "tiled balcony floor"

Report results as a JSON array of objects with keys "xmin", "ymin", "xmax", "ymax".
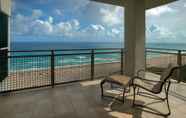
[{"xmin": 0, "ymin": 79, "xmax": 186, "ymax": 118}]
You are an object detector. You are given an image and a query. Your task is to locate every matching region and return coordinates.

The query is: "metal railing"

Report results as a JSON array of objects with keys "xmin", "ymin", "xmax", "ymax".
[
  {"xmin": 0, "ymin": 48, "xmax": 124, "ymax": 93},
  {"xmin": 1, "ymin": 47, "xmax": 186, "ymax": 93},
  {"xmin": 146, "ymin": 48, "xmax": 186, "ymax": 78},
  {"xmin": 146, "ymin": 48, "xmax": 186, "ymax": 99}
]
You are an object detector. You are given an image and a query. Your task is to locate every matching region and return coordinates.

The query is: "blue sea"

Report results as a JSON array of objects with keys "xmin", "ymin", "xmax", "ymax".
[
  {"xmin": 11, "ymin": 42, "xmax": 186, "ymax": 51},
  {"xmin": 9, "ymin": 42, "xmax": 186, "ymax": 71}
]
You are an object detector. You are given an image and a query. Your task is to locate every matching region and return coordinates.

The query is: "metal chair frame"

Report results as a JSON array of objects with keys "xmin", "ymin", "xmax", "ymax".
[
  {"xmin": 101, "ymin": 77, "xmax": 131, "ymax": 103},
  {"xmin": 132, "ymin": 66, "xmax": 179, "ymax": 116}
]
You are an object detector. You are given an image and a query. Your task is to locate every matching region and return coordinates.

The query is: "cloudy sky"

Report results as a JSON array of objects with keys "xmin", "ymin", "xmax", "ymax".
[{"xmin": 11, "ymin": 0, "xmax": 186, "ymax": 43}]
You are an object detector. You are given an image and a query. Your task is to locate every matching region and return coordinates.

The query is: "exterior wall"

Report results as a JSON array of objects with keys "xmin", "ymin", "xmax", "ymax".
[
  {"xmin": 0, "ymin": 0, "xmax": 11, "ymax": 51},
  {"xmin": 0, "ymin": 0, "xmax": 11, "ymax": 16},
  {"xmin": 0, "ymin": 0, "xmax": 11, "ymax": 81}
]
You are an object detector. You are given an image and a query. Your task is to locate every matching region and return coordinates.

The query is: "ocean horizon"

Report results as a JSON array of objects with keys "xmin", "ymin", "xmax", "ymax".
[{"xmin": 11, "ymin": 41, "xmax": 186, "ymax": 50}]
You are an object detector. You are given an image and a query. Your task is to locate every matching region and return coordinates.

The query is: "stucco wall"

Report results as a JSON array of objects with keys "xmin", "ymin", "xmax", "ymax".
[{"xmin": 0, "ymin": 0, "xmax": 11, "ymax": 16}]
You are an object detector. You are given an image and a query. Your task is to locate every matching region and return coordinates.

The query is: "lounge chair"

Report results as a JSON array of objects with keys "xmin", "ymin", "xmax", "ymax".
[{"xmin": 132, "ymin": 64, "xmax": 179, "ymax": 116}]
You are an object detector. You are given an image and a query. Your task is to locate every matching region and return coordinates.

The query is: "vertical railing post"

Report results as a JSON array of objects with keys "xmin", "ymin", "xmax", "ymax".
[
  {"xmin": 145, "ymin": 49, "xmax": 147, "ymax": 70},
  {"xmin": 121, "ymin": 48, "xmax": 124, "ymax": 75},
  {"xmin": 177, "ymin": 50, "xmax": 182, "ymax": 82},
  {"xmin": 51, "ymin": 50, "xmax": 55, "ymax": 88},
  {"xmin": 177, "ymin": 50, "xmax": 182, "ymax": 66},
  {"xmin": 91, "ymin": 49, "xmax": 94, "ymax": 80}
]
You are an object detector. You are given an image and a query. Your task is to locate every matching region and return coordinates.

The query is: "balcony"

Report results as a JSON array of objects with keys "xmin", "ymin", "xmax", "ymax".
[
  {"xmin": 0, "ymin": 48, "xmax": 186, "ymax": 118},
  {"xmin": 0, "ymin": 79, "xmax": 185, "ymax": 118},
  {"xmin": 1, "ymin": 0, "xmax": 185, "ymax": 117}
]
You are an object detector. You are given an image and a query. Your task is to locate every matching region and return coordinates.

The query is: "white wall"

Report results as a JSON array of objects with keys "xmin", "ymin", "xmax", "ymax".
[{"xmin": 0, "ymin": 0, "xmax": 11, "ymax": 16}]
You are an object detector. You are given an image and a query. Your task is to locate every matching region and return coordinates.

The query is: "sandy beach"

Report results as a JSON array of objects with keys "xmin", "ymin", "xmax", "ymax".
[{"xmin": 0, "ymin": 62, "xmax": 121, "ymax": 92}]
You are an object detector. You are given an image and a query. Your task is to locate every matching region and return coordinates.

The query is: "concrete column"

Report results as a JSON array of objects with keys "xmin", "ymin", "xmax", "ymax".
[{"xmin": 124, "ymin": 0, "xmax": 146, "ymax": 76}]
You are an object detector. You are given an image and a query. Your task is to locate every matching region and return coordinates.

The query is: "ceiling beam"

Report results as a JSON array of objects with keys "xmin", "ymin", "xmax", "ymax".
[
  {"xmin": 91, "ymin": 0, "xmax": 178, "ymax": 9},
  {"xmin": 90, "ymin": 0, "xmax": 125, "ymax": 7},
  {"xmin": 146, "ymin": 0, "xmax": 178, "ymax": 9}
]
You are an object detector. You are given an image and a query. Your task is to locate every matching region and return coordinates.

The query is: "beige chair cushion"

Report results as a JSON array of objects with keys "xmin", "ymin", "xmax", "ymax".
[
  {"xmin": 134, "ymin": 64, "xmax": 175, "ymax": 93},
  {"xmin": 133, "ymin": 78, "xmax": 158, "ymax": 90},
  {"xmin": 108, "ymin": 75, "xmax": 132, "ymax": 86}
]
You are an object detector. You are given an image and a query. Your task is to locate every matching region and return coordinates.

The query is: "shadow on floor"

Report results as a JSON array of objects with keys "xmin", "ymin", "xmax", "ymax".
[{"xmin": 0, "ymin": 80, "xmax": 173, "ymax": 118}]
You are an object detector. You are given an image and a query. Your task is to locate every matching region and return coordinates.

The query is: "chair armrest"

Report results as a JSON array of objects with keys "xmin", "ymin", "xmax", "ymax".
[
  {"xmin": 132, "ymin": 76, "xmax": 163, "ymax": 94},
  {"xmin": 137, "ymin": 69, "xmax": 145, "ymax": 76}
]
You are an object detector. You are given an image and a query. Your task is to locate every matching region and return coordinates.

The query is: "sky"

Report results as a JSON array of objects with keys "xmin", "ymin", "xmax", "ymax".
[{"xmin": 11, "ymin": 0, "xmax": 186, "ymax": 43}]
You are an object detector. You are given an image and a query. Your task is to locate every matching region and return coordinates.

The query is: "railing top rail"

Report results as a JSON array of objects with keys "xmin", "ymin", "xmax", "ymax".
[
  {"xmin": 146, "ymin": 50, "xmax": 178, "ymax": 55},
  {"xmin": 54, "ymin": 51, "xmax": 122, "ymax": 56},
  {"xmin": 147, "ymin": 48, "xmax": 186, "ymax": 52},
  {"xmin": 7, "ymin": 51, "xmax": 122, "ymax": 58},
  {"xmin": 8, "ymin": 48, "xmax": 124, "ymax": 53},
  {"xmin": 6, "ymin": 48, "xmax": 186, "ymax": 55},
  {"xmin": 8, "ymin": 48, "xmax": 186, "ymax": 52}
]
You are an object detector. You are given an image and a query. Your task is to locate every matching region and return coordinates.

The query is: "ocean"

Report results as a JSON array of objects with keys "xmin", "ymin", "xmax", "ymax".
[
  {"xmin": 11, "ymin": 42, "xmax": 186, "ymax": 51},
  {"xmin": 9, "ymin": 42, "xmax": 186, "ymax": 71}
]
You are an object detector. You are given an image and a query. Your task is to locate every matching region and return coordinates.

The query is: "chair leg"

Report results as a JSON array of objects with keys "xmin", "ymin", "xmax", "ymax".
[
  {"xmin": 100, "ymin": 80, "xmax": 105, "ymax": 98},
  {"xmin": 137, "ymin": 88, "xmax": 140, "ymax": 95},
  {"xmin": 133, "ymin": 86, "xmax": 136, "ymax": 107},
  {"xmin": 166, "ymin": 91, "xmax": 171, "ymax": 116},
  {"xmin": 160, "ymin": 83, "xmax": 167, "ymax": 101},
  {"xmin": 110, "ymin": 83, "xmax": 114, "ymax": 89},
  {"xmin": 165, "ymin": 81, "xmax": 171, "ymax": 116},
  {"xmin": 122, "ymin": 88, "xmax": 126, "ymax": 103},
  {"xmin": 132, "ymin": 82, "xmax": 171, "ymax": 116}
]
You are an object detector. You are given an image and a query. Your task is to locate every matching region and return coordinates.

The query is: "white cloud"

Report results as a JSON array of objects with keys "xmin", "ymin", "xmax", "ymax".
[
  {"xmin": 100, "ymin": 6, "xmax": 123, "ymax": 26},
  {"xmin": 13, "ymin": 10, "xmax": 123, "ymax": 41},
  {"xmin": 48, "ymin": 16, "xmax": 54, "ymax": 24},
  {"xmin": 65, "ymin": 0, "xmax": 90, "ymax": 11},
  {"xmin": 13, "ymin": 9, "xmax": 54, "ymax": 36},
  {"xmin": 32, "ymin": 9, "xmax": 43, "ymax": 19},
  {"xmin": 105, "ymin": 28, "xmax": 122, "ymax": 38},
  {"xmin": 82, "ymin": 24, "xmax": 105, "ymax": 34},
  {"xmin": 147, "ymin": 25, "xmax": 176, "ymax": 42},
  {"xmin": 91, "ymin": 24, "xmax": 105, "ymax": 31},
  {"xmin": 54, "ymin": 9, "xmax": 63, "ymax": 16},
  {"xmin": 55, "ymin": 22, "xmax": 73, "ymax": 36},
  {"xmin": 12, "ymin": 8, "xmax": 82, "ymax": 37},
  {"xmin": 147, "ymin": 6, "xmax": 175, "ymax": 16},
  {"xmin": 30, "ymin": 19, "xmax": 80, "ymax": 37},
  {"xmin": 111, "ymin": 28, "xmax": 120, "ymax": 34},
  {"xmin": 13, "ymin": 14, "xmax": 30, "ymax": 35},
  {"xmin": 55, "ymin": 20, "xmax": 80, "ymax": 36},
  {"xmin": 184, "ymin": 3, "xmax": 186, "ymax": 7},
  {"xmin": 71, "ymin": 19, "xmax": 80, "ymax": 30},
  {"xmin": 77, "ymin": 24, "xmax": 112, "ymax": 41},
  {"xmin": 31, "ymin": 20, "xmax": 53, "ymax": 35},
  {"xmin": 12, "ymin": 7, "xmax": 123, "ymax": 41}
]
